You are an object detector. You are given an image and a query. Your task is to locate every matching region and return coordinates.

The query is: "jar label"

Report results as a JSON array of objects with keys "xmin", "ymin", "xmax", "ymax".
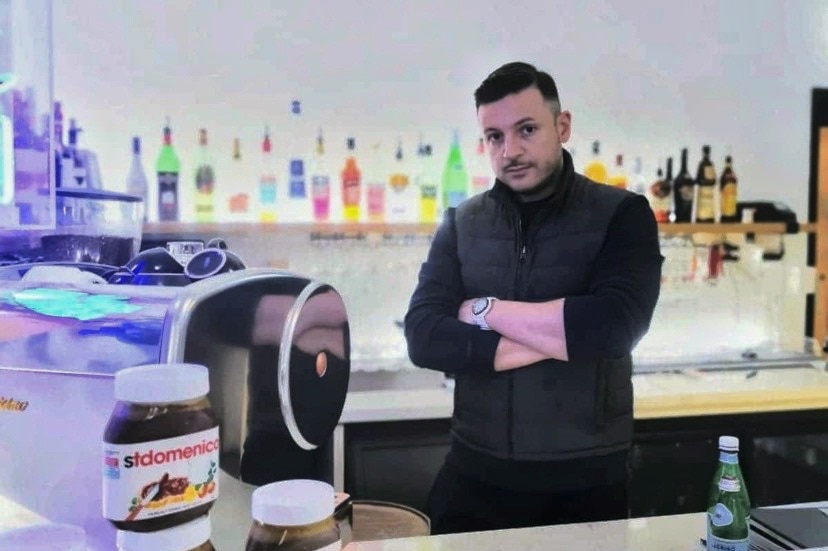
[{"xmin": 102, "ymin": 427, "xmax": 219, "ymax": 521}]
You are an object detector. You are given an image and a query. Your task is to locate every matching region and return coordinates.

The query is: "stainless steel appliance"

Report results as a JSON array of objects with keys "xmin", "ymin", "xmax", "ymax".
[{"xmin": 0, "ymin": 264, "xmax": 351, "ymax": 550}]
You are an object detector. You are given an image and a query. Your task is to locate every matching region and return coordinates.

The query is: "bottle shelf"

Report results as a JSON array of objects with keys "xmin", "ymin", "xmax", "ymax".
[
  {"xmin": 143, "ymin": 221, "xmax": 817, "ymax": 237},
  {"xmin": 658, "ymin": 222, "xmax": 816, "ymax": 235}
]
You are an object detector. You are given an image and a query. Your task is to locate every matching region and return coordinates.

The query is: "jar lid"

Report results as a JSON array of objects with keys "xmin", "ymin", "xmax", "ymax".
[
  {"xmin": 719, "ymin": 435, "xmax": 739, "ymax": 451},
  {"xmin": 115, "ymin": 363, "xmax": 209, "ymax": 404},
  {"xmin": 116, "ymin": 515, "xmax": 210, "ymax": 551},
  {"xmin": 251, "ymin": 479, "xmax": 334, "ymax": 527}
]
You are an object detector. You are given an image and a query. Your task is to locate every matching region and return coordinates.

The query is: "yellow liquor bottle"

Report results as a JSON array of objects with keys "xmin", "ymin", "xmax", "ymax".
[{"xmin": 584, "ymin": 140, "xmax": 608, "ymax": 184}]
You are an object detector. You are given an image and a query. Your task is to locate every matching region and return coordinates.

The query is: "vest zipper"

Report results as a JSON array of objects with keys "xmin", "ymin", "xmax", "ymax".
[{"xmin": 509, "ymin": 212, "xmax": 527, "ymax": 459}]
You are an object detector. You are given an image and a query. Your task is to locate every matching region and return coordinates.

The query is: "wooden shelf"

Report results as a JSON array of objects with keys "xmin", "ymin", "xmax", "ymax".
[
  {"xmin": 144, "ymin": 221, "xmax": 815, "ymax": 237},
  {"xmin": 658, "ymin": 222, "xmax": 814, "ymax": 235},
  {"xmin": 142, "ymin": 222, "xmax": 440, "ymax": 237}
]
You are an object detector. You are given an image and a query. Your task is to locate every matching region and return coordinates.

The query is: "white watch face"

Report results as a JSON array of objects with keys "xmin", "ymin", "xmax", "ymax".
[{"xmin": 472, "ymin": 298, "xmax": 489, "ymax": 316}]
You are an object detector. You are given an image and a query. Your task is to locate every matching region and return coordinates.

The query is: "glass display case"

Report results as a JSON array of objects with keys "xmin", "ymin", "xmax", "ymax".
[{"xmin": 0, "ymin": 0, "xmax": 55, "ymax": 231}]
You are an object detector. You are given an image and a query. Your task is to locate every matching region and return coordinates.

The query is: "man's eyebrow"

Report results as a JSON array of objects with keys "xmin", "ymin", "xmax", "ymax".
[{"xmin": 483, "ymin": 117, "xmax": 536, "ymax": 134}]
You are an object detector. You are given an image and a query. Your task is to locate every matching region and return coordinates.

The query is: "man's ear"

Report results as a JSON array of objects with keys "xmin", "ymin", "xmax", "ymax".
[{"xmin": 557, "ymin": 110, "xmax": 572, "ymax": 143}]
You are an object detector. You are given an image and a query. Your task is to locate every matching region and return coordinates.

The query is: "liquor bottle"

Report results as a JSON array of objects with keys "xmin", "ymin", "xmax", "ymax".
[
  {"xmin": 341, "ymin": 137, "xmax": 361, "ymax": 222},
  {"xmin": 387, "ymin": 138, "xmax": 415, "ymax": 222},
  {"xmin": 695, "ymin": 145, "xmax": 717, "ymax": 223},
  {"xmin": 673, "ymin": 148, "xmax": 695, "ymax": 223},
  {"xmin": 155, "ymin": 117, "xmax": 180, "ymax": 222},
  {"xmin": 706, "ymin": 436, "xmax": 751, "ymax": 551},
  {"xmin": 583, "ymin": 140, "xmax": 608, "ymax": 184},
  {"xmin": 365, "ymin": 143, "xmax": 386, "ymax": 223},
  {"xmin": 308, "ymin": 127, "xmax": 331, "ymax": 223},
  {"xmin": 258, "ymin": 126, "xmax": 278, "ymax": 223},
  {"xmin": 52, "ymin": 101, "xmax": 64, "ymax": 190},
  {"xmin": 0, "ymin": 99, "xmax": 12, "ymax": 205},
  {"xmin": 287, "ymin": 99, "xmax": 307, "ymax": 200},
  {"xmin": 648, "ymin": 162, "xmax": 671, "ymax": 224},
  {"xmin": 65, "ymin": 118, "xmax": 86, "ymax": 188},
  {"xmin": 194, "ymin": 128, "xmax": 216, "ymax": 223},
  {"xmin": 630, "ymin": 156, "xmax": 646, "ymax": 195},
  {"xmin": 608, "ymin": 154, "xmax": 628, "ymax": 189},
  {"xmin": 441, "ymin": 129, "xmax": 469, "ymax": 211},
  {"xmin": 227, "ymin": 138, "xmax": 249, "ymax": 218},
  {"xmin": 125, "ymin": 137, "xmax": 149, "ymax": 223},
  {"xmin": 470, "ymin": 136, "xmax": 491, "ymax": 194},
  {"xmin": 720, "ymin": 155, "xmax": 739, "ymax": 223},
  {"xmin": 417, "ymin": 144, "xmax": 439, "ymax": 223}
]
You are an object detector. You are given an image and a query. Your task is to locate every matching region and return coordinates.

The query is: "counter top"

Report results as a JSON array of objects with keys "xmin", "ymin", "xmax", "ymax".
[
  {"xmin": 346, "ymin": 513, "xmax": 708, "ymax": 551},
  {"xmin": 345, "ymin": 502, "xmax": 828, "ymax": 551},
  {"xmin": 341, "ymin": 364, "xmax": 828, "ymax": 424}
]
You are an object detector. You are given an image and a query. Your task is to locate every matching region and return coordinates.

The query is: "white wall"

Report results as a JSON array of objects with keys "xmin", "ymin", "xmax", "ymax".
[{"xmin": 53, "ymin": 0, "xmax": 828, "ymax": 220}]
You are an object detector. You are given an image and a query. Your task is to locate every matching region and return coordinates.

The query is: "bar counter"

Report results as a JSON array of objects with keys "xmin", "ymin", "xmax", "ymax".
[{"xmin": 345, "ymin": 513, "xmax": 707, "ymax": 551}]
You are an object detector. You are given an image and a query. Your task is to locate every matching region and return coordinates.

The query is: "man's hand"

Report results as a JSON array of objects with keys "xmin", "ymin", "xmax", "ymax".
[{"xmin": 457, "ymin": 298, "xmax": 476, "ymax": 324}]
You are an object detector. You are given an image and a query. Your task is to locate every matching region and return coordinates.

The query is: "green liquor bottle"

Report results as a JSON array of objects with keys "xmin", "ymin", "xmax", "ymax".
[
  {"xmin": 441, "ymin": 129, "xmax": 469, "ymax": 211},
  {"xmin": 156, "ymin": 117, "xmax": 181, "ymax": 222}
]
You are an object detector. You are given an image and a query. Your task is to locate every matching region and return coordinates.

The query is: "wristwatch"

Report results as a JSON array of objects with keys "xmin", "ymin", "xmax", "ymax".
[{"xmin": 471, "ymin": 297, "xmax": 497, "ymax": 330}]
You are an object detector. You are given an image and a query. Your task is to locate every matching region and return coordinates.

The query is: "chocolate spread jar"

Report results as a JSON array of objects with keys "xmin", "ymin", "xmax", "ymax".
[
  {"xmin": 103, "ymin": 363, "xmax": 219, "ymax": 533},
  {"xmin": 245, "ymin": 479, "xmax": 340, "ymax": 551},
  {"xmin": 117, "ymin": 514, "xmax": 216, "ymax": 551}
]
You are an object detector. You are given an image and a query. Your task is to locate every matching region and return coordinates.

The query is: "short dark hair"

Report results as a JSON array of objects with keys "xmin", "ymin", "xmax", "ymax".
[{"xmin": 474, "ymin": 62, "xmax": 560, "ymax": 110}]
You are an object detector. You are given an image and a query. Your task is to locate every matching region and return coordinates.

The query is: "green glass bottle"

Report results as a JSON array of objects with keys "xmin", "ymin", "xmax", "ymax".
[
  {"xmin": 707, "ymin": 436, "xmax": 751, "ymax": 551},
  {"xmin": 441, "ymin": 129, "xmax": 469, "ymax": 211},
  {"xmin": 193, "ymin": 128, "xmax": 216, "ymax": 223},
  {"xmin": 156, "ymin": 117, "xmax": 181, "ymax": 222}
]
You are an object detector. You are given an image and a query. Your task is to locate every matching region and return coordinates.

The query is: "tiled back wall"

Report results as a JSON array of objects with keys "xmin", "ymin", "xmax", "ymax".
[{"xmin": 226, "ymin": 230, "xmax": 814, "ymax": 371}]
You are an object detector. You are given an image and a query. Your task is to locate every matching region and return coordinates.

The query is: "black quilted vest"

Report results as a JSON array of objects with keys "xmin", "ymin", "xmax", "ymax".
[{"xmin": 452, "ymin": 152, "xmax": 634, "ymax": 460}]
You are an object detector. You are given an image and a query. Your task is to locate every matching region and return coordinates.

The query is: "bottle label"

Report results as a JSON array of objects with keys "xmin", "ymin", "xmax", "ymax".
[
  {"xmin": 706, "ymin": 535, "xmax": 749, "ymax": 551},
  {"xmin": 342, "ymin": 177, "xmax": 360, "ymax": 206},
  {"xmin": 157, "ymin": 172, "xmax": 179, "ymax": 221},
  {"xmin": 289, "ymin": 159, "xmax": 306, "ymax": 198},
  {"xmin": 719, "ymin": 451, "xmax": 738, "ymax": 465},
  {"xmin": 704, "ymin": 166, "xmax": 716, "ymax": 181},
  {"xmin": 195, "ymin": 165, "xmax": 215, "ymax": 194},
  {"xmin": 697, "ymin": 186, "xmax": 716, "ymax": 221},
  {"xmin": 721, "ymin": 183, "xmax": 737, "ymax": 217},
  {"xmin": 259, "ymin": 176, "xmax": 277, "ymax": 205},
  {"xmin": 718, "ymin": 476, "xmax": 741, "ymax": 492},
  {"xmin": 367, "ymin": 183, "xmax": 385, "ymax": 218},
  {"xmin": 710, "ymin": 503, "xmax": 735, "ymax": 527},
  {"xmin": 389, "ymin": 173, "xmax": 409, "ymax": 192},
  {"xmin": 312, "ymin": 175, "xmax": 330, "ymax": 198},
  {"xmin": 445, "ymin": 190, "xmax": 467, "ymax": 209},
  {"xmin": 102, "ymin": 427, "xmax": 219, "ymax": 522}
]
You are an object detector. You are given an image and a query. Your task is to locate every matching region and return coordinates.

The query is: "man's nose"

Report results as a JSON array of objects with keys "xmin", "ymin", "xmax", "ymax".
[{"xmin": 502, "ymin": 134, "xmax": 522, "ymax": 159}]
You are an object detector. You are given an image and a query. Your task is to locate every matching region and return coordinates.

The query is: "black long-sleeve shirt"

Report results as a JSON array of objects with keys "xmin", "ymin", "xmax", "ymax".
[{"xmin": 405, "ymin": 193, "xmax": 663, "ymax": 374}]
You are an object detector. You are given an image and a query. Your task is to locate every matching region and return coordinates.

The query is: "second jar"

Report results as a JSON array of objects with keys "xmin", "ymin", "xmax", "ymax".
[{"xmin": 245, "ymin": 479, "xmax": 340, "ymax": 551}]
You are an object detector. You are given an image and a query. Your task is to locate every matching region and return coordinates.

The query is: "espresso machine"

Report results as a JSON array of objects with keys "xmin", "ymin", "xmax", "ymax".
[{"xmin": 0, "ymin": 258, "xmax": 352, "ymax": 551}]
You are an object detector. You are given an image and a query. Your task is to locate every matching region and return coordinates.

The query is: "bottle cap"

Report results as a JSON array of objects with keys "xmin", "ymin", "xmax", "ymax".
[
  {"xmin": 252, "ymin": 479, "xmax": 335, "ymax": 527},
  {"xmin": 117, "ymin": 515, "xmax": 211, "ymax": 551},
  {"xmin": 115, "ymin": 363, "xmax": 209, "ymax": 404},
  {"xmin": 719, "ymin": 435, "xmax": 739, "ymax": 451}
]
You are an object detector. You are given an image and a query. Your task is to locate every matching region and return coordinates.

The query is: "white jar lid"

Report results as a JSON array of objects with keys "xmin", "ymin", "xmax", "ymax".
[
  {"xmin": 115, "ymin": 363, "xmax": 209, "ymax": 404},
  {"xmin": 252, "ymin": 479, "xmax": 335, "ymax": 527},
  {"xmin": 116, "ymin": 515, "xmax": 211, "ymax": 551},
  {"xmin": 719, "ymin": 435, "xmax": 739, "ymax": 451}
]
